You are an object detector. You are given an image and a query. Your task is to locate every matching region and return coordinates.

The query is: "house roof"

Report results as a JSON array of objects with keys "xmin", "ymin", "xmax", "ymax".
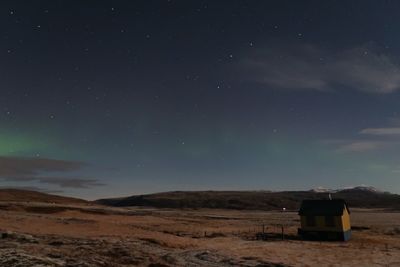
[{"xmin": 298, "ymin": 199, "xmax": 350, "ymax": 216}]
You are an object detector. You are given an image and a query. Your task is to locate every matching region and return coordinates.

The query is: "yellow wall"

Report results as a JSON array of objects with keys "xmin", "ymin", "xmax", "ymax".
[
  {"xmin": 300, "ymin": 207, "xmax": 351, "ymax": 232},
  {"xmin": 340, "ymin": 208, "xmax": 351, "ymax": 231}
]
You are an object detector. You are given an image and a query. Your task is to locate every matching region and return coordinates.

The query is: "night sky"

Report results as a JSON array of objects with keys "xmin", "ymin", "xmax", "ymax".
[{"xmin": 2, "ymin": 1, "xmax": 400, "ymax": 199}]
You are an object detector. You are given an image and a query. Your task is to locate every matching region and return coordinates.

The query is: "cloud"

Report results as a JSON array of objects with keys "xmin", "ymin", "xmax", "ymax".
[
  {"xmin": 360, "ymin": 127, "xmax": 400, "ymax": 135},
  {"xmin": 0, "ymin": 186, "xmax": 63, "ymax": 194},
  {"xmin": 240, "ymin": 43, "xmax": 400, "ymax": 93},
  {"xmin": 336, "ymin": 141, "xmax": 386, "ymax": 153},
  {"xmin": 327, "ymin": 120, "xmax": 400, "ymax": 153},
  {"xmin": 0, "ymin": 156, "xmax": 104, "ymax": 189}
]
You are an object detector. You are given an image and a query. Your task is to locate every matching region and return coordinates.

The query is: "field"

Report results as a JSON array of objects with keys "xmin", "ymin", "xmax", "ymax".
[{"xmin": 0, "ymin": 201, "xmax": 399, "ymax": 266}]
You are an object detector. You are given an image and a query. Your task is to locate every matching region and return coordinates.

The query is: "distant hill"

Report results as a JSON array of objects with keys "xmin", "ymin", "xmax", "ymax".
[
  {"xmin": 309, "ymin": 185, "xmax": 383, "ymax": 194},
  {"xmin": 0, "ymin": 189, "xmax": 87, "ymax": 204},
  {"xmin": 96, "ymin": 187, "xmax": 400, "ymax": 210}
]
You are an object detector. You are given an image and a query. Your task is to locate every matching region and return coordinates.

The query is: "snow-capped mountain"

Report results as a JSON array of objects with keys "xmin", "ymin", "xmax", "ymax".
[
  {"xmin": 310, "ymin": 185, "xmax": 383, "ymax": 194},
  {"xmin": 339, "ymin": 185, "xmax": 383, "ymax": 193},
  {"xmin": 309, "ymin": 187, "xmax": 336, "ymax": 193}
]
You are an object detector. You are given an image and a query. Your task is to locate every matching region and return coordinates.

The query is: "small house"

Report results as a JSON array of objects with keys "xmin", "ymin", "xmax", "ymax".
[{"xmin": 298, "ymin": 199, "xmax": 351, "ymax": 241}]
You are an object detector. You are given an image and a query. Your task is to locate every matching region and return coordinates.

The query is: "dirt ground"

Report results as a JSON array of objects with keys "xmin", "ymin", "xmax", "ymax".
[{"xmin": 0, "ymin": 202, "xmax": 399, "ymax": 266}]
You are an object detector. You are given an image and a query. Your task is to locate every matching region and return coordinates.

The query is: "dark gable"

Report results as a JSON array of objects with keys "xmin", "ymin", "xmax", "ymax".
[{"xmin": 298, "ymin": 199, "xmax": 350, "ymax": 216}]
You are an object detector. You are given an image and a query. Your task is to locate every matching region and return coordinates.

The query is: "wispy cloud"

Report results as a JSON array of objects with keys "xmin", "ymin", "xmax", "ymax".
[
  {"xmin": 329, "ymin": 121, "xmax": 400, "ymax": 153},
  {"xmin": 0, "ymin": 156, "xmax": 104, "ymax": 189},
  {"xmin": 360, "ymin": 127, "xmax": 400, "ymax": 135},
  {"xmin": 0, "ymin": 186, "xmax": 63, "ymax": 194},
  {"xmin": 335, "ymin": 141, "xmax": 387, "ymax": 153},
  {"xmin": 240, "ymin": 43, "xmax": 400, "ymax": 93}
]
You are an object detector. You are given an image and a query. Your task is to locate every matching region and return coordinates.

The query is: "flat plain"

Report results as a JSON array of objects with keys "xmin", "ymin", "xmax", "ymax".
[{"xmin": 0, "ymin": 201, "xmax": 399, "ymax": 267}]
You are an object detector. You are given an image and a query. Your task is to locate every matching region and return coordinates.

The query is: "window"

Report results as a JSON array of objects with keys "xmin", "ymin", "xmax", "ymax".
[
  {"xmin": 306, "ymin": 216, "xmax": 316, "ymax": 227},
  {"xmin": 325, "ymin": 216, "xmax": 335, "ymax": 227}
]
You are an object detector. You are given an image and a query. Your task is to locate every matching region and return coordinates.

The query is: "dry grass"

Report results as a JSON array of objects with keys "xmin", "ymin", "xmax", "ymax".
[{"xmin": 0, "ymin": 203, "xmax": 399, "ymax": 266}]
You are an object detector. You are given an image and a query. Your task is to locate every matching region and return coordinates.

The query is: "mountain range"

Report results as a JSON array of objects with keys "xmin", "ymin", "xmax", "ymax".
[
  {"xmin": 1, "ymin": 186, "xmax": 399, "ymax": 211},
  {"xmin": 96, "ymin": 186, "xmax": 400, "ymax": 211}
]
